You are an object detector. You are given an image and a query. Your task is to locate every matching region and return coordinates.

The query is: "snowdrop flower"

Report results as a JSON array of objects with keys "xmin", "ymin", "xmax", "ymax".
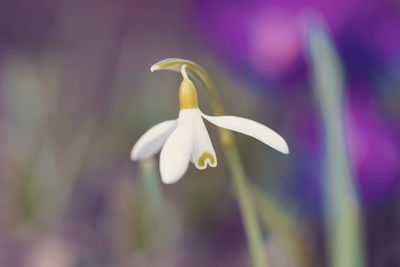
[{"xmin": 131, "ymin": 65, "xmax": 289, "ymax": 184}]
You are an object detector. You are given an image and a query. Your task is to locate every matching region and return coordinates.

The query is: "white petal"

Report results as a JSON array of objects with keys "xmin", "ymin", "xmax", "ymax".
[
  {"xmin": 201, "ymin": 113, "xmax": 289, "ymax": 154},
  {"xmin": 191, "ymin": 109, "xmax": 217, "ymax": 170},
  {"xmin": 159, "ymin": 110, "xmax": 195, "ymax": 184},
  {"xmin": 131, "ymin": 120, "xmax": 177, "ymax": 161}
]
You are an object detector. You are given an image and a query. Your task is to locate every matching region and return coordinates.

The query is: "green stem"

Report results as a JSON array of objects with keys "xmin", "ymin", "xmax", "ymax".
[
  {"xmin": 252, "ymin": 186, "xmax": 316, "ymax": 267},
  {"xmin": 308, "ymin": 26, "xmax": 365, "ymax": 267},
  {"xmin": 140, "ymin": 158, "xmax": 163, "ymax": 213},
  {"xmin": 151, "ymin": 58, "xmax": 267, "ymax": 267},
  {"xmin": 223, "ymin": 140, "xmax": 268, "ymax": 267}
]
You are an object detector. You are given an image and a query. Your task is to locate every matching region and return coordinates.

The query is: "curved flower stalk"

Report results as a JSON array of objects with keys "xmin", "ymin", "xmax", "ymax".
[
  {"xmin": 131, "ymin": 65, "xmax": 288, "ymax": 184},
  {"xmin": 131, "ymin": 59, "xmax": 289, "ymax": 267}
]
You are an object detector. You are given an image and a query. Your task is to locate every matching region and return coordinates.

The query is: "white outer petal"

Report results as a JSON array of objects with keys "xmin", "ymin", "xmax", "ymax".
[
  {"xmin": 160, "ymin": 110, "xmax": 195, "ymax": 184},
  {"xmin": 131, "ymin": 120, "xmax": 177, "ymax": 160},
  {"xmin": 191, "ymin": 109, "xmax": 217, "ymax": 170},
  {"xmin": 201, "ymin": 112, "xmax": 289, "ymax": 154}
]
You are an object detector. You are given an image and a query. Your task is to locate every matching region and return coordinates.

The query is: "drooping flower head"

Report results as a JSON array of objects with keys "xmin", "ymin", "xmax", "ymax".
[{"xmin": 131, "ymin": 63, "xmax": 289, "ymax": 184}]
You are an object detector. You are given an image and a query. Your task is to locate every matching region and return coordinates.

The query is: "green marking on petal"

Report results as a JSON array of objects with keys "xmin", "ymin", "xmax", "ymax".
[{"xmin": 198, "ymin": 152, "xmax": 215, "ymax": 167}]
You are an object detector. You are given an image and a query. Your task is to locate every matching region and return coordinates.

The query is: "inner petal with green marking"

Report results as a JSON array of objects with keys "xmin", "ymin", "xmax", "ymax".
[{"xmin": 197, "ymin": 151, "xmax": 216, "ymax": 167}]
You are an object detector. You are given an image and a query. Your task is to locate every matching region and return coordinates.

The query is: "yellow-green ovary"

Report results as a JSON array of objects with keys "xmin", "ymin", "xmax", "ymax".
[
  {"xmin": 198, "ymin": 152, "xmax": 215, "ymax": 167},
  {"xmin": 179, "ymin": 78, "xmax": 198, "ymax": 110}
]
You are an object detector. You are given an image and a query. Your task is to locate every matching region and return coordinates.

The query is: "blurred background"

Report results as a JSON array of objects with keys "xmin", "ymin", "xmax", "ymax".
[{"xmin": 0, "ymin": 0, "xmax": 399, "ymax": 266}]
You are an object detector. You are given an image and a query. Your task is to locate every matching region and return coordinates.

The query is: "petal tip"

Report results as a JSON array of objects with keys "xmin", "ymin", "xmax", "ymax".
[
  {"xmin": 204, "ymin": 157, "xmax": 217, "ymax": 168},
  {"xmin": 160, "ymin": 172, "xmax": 183, "ymax": 184},
  {"xmin": 150, "ymin": 65, "xmax": 159, "ymax": 72},
  {"xmin": 160, "ymin": 155, "xmax": 189, "ymax": 184},
  {"xmin": 280, "ymin": 142, "xmax": 290, "ymax": 155},
  {"xmin": 195, "ymin": 160, "xmax": 217, "ymax": 170},
  {"xmin": 209, "ymin": 161, "xmax": 217, "ymax": 168},
  {"xmin": 130, "ymin": 147, "xmax": 138, "ymax": 161}
]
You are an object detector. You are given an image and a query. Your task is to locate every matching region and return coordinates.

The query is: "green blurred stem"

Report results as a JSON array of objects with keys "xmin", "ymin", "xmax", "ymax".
[
  {"xmin": 140, "ymin": 158, "xmax": 163, "ymax": 213},
  {"xmin": 223, "ymin": 139, "xmax": 267, "ymax": 267},
  {"xmin": 252, "ymin": 186, "xmax": 315, "ymax": 267},
  {"xmin": 152, "ymin": 58, "xmax": 267, "ymax": 267},
  {"xmin": 308, "ymin": 26, "xmax": 365, "ymax": 267}
]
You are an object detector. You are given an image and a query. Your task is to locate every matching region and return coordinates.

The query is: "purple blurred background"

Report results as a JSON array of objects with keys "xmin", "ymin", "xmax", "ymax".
[{"xmin": 0, "ymin": 0, "xmax": 399, "ymax": 266}]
